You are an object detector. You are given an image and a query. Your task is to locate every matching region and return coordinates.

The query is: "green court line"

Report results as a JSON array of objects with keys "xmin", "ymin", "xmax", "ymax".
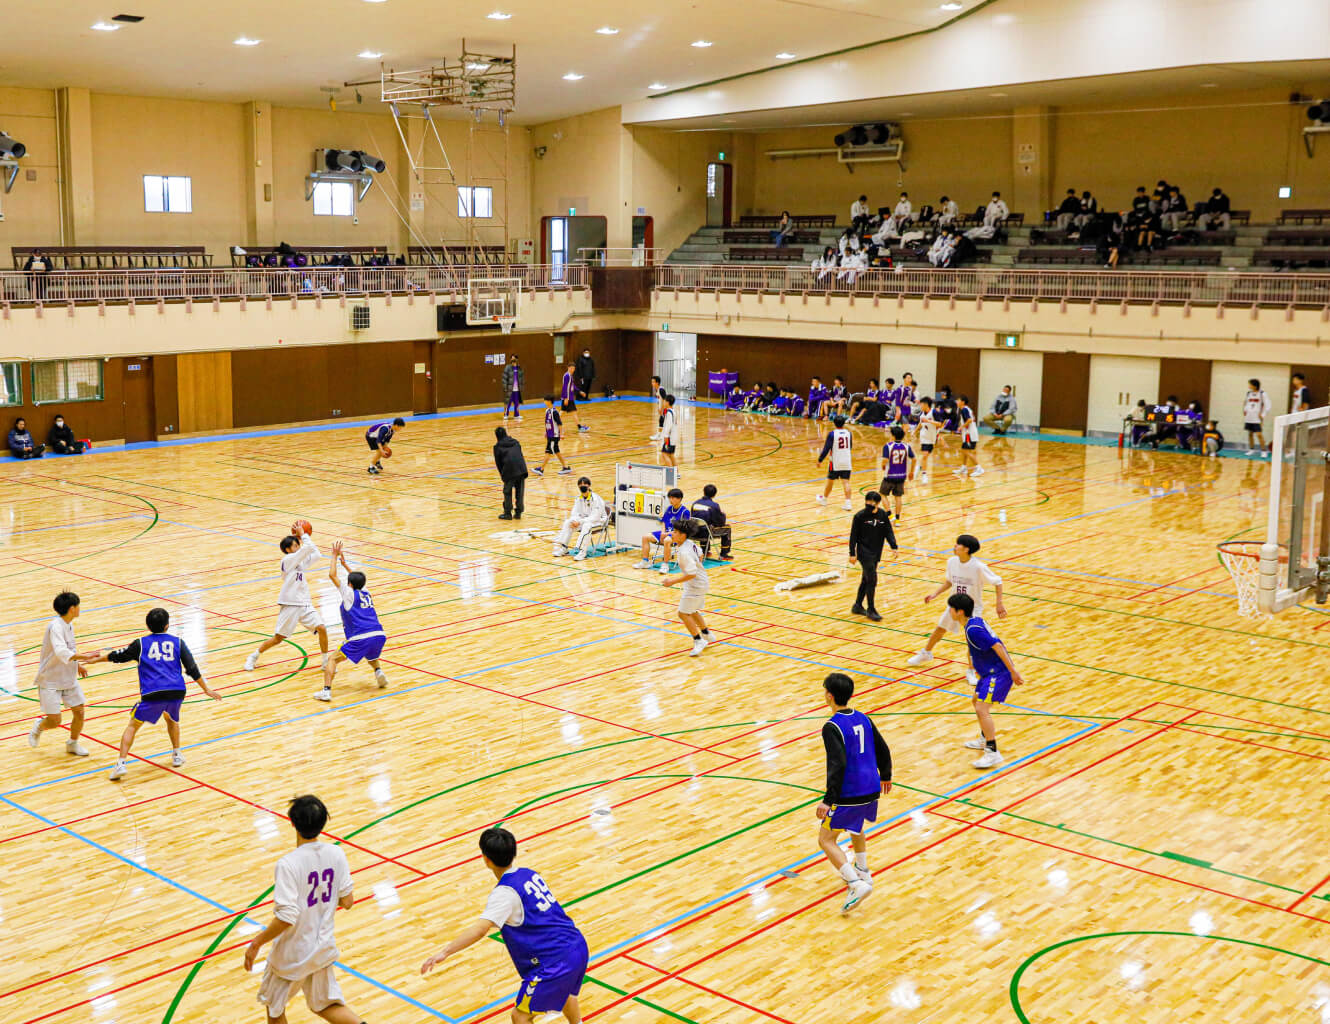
[
  {"xmin": 1160, "ymin": 851, "xmax": 1213, "ymax": 869},
  {"xmin": 1009, "ymin": 931, "xmax": 1330, "ymax": 1024}
]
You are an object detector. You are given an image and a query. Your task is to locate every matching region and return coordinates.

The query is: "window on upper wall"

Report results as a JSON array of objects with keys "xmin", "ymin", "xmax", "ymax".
[
  {"xmin": 0, "ymin": 363, "xmax": 21, "ymax": 406},
  {"xmin": 458, "ymin": 186, "xmax": 493, "ymax": 218},
  {"xmin": 143, "ymin": 175, "xmax": 193, "ymax": 213},
  {"xmin": 31, "ymin": 359, "xmax": 103, "ymax": 404},
  {"xmin": 313, "ymin": 181, "xmax": 356, "ymax": 217}
]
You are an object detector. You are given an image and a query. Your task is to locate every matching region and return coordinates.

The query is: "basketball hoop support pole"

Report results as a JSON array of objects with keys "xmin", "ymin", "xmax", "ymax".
[{"xmin": 1258, "ymin": 542, "xmax": 1281, "ymax": 614}]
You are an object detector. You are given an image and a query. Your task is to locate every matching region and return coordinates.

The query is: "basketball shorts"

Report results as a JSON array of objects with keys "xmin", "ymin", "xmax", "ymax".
[
  {"xmin": 514, "ymin": 939, "xmax": 588, "ymax": 1015},
  {"xmin": 545, "ymin": 438, "xmax": 561, "ymax": 454},
  {"xmin": 257, "ymin": 963, "xmax": 343, "ymax": 1016},
  {"xmin": 880, "ymin": 478, "xmax": 905, "ymax": 497},
  {"xmin": 677, "ymin": 589, "xmax": 708, "ymax": 614},
  {"xmin": 661, "ymin": 442, "xmax": 676, "ymax": 454},
  {"xmin": 276, "ymin": 604, "xmax": 323, "ymax": 637},
  {"xmin": 961, "ymin": 439, "xmax": 977, "ymax": 451},
  {"xmin": 561, "ymin": 398, "xmax": 577, "ymax": 413},
  {"xmin": 920, "ymin": 443, "xmax": 935, "ymax": 453},
  {"xmin": 38, "ymin": 682, "xmax": 85, "ymax": 714},
  {"xmin": 341, "ymin": 633, "xmax": 386, "ymax": 664},
  {"xmin": 365, "ymin": 434, "xmax": 382, "ymax": 451},
  {"xmin": 133, "ymin": 696, "xmax": 184, "ymax": 724},
  {"xmin": 827, "ymin": 469, "xmax": 851, "ymax": 480},
  {"xmin": 1244, "ymin": 422, "xmax": 1261, "ymax": 433},
  {"xmin": 823, "ymin": 800, "xmax": 878, "ymax": 835},
  {"xmin": 974, "ymin": 671, "xmax": 1014, "ymax": 704}
]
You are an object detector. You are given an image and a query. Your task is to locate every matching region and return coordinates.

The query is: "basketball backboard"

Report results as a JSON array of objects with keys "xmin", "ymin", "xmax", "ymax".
[
  {"xmin": 1259, "ymin": 405, "xmax": 1330, "ymax": 613},
  {"xmin": 465, "ymin": 276, "xmax": 520, "ymax": 330}
]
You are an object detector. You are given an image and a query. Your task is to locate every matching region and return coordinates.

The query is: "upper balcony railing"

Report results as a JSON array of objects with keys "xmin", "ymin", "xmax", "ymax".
[
  {"xmin": 0, "ymin": 263, "xmax": 587, "ymax": 307},
  {"xmin": 654, "ymin": 264, "xmax": 1330, "ymax": 309}
]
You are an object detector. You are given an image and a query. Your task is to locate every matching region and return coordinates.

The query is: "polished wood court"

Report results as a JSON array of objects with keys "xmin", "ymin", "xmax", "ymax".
[{"xmin": 3, "ymin": 402, "xmax": 1328, "ymax": 1024}]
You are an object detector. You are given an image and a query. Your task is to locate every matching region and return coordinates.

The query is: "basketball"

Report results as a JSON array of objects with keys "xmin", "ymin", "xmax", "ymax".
[
  {"xmin": 380, "ymin": 444, "xmax": 392, "ymax": 458},
  {"xmin": 293, "ymin": 519, "xmax": 313, "ymax": 536}
]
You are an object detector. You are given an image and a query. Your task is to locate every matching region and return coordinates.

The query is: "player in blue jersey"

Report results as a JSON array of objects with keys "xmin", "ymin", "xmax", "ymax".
[
  {"xmin": 90, "ymin": 607, "xmax": 220, "ymax": 781},
  {"xmin": 878, "ymin": 424, "xmax": 916, "ymax": 520},
  {"xmin": 948, "ymin": 593, "xmax": 1024, "ymax": 769},
  {"xmin": 635, "ymin": 487, "xmax": 689, "ymax": 572},
  {"xmin": 315, "ymin": 541, "xmax": 388, "ymax": 702},
  {"xmin": 365, "ymin": 416, "xmax": 406, "ymax": 475},
  {"xmin": 817, "ymin": 672, "xmax": 892, "ymax": 913},
  {"xmin": 421, "ymin": 827, "xmax": 589, "ymax": 1023}
]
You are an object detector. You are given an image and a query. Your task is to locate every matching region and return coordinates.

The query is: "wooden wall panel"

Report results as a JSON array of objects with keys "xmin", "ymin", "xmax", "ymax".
[
  {"xmin": 153, "ymin": 354, "xmax": 179, "ymax": 436},
  {"xmin": 696, "ymin": 335, "xmax": 847, "ymax": 394},
  {"xmin": 1041, "ymin": 352, "xmax": 1092, "ymax": 432},
  {"xmin": 7, "ymin": 357, "xmax": 129, "ymax": 444},
  {"xmin": 177, "ymin": 352, "xmax": 234, "ymax": 434},
  {"xmin": 1292, "ymin": 365, "xmax": 1330, "ymax": 410},
  {"xmin": 845, "ymin": 342, "xmax": 879, "ymax": 391},
  {"xmin": 231, "ymin": 346, "xmax": 330, "ymax": 428},
  {"xmin": 568, "ymin": 330, "xmax": 622, "ymax": 398},
  {"xmin": 935, "ymin": 347, "xmax": 981, "ymax": 404},
  {"xmin": 436, "ymin": 332, "xmax": 555, "ymax": 409},
  {"xmin": 331, "ymin": 341, "xmax": 415, "ymax": 419},
  {"xmin": 1159, "ymin": 358, "xmax": 1211, "ymax": 412},
  {"xmin": 620, "ymin": 331, "xmax": 655, "ymax": 392}
]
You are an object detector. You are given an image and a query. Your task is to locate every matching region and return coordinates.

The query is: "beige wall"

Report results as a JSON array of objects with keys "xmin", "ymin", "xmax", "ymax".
[
  {"xmin": 1088, "ymin": 355, "xmax": 1161, "ymax": 434},
  {"xmin": 1211, "ymin": 360, "xmax": 1289, "ymax": 434},
  {"xmin": 879, "ymin": 344, "xmax": 937, "ymax": 399},
  {"xmin": 980, "ymin": 349, "xmax": 1044, "ymax": 426},
  {"xmin": 0, "ymin": 87, "xmax": 63, "ymax": 254},
  {"xmin": 530, "ymin": 107, "xmax": 630, "ymax": 246},
  {"xmin": 630, "ymin": 125, "xmax": 733, "ymax": 257}
]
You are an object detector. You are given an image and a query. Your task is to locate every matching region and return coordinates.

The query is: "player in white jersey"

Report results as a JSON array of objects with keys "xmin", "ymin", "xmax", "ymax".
[
  {"xmin": 915, "ymin": 397, "xmax": 939, "ymax": 483},
  {"xmin": 658, "ymin": 393, "xmax": 680, "ymax": 471},
  {"xmin": 1242, "ymin": 378, "xmax": 1272, "ymax": 456},
  {"xmin": 27, "ymin": 590, "xmax": 99, "ymax": 757},
  {"xmin": 244, "ymin": 795, "xmax": 365, "ymax": 1024},
  {"xmin": 952, "ymin": 395, "xmax": 984, "ymax": 478},
  {"xmin": 245, "ymin": 523, "xmax": 329, "ymax": 673},
  {"xmin": 816, "ymin": 415, "xmax": 855, "ymax": 510},
  {"xmin": 907, "ymin": 534, "xmax": 1006, "ymax": 666},
  {"xmin": 662, "ymin": 519, "xmax": 714, "ymax": 656}
]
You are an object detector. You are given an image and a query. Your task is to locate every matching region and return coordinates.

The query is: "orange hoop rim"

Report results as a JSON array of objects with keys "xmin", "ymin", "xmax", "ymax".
[{"xmin": 1216, "ymin": 540, "xmax": 1288, "ymax": 562}]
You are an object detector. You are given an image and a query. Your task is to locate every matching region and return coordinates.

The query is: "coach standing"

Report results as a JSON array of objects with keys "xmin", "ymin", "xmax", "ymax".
[
  {"xmin": 493, "ymin": 427, "xmax": 528, "ymax": 521},
  {"xmin": 848, "ymin": 490, "xmax": 897, "ymax": 622},
  {"xmin": 575, "ymin": 347, "xmax": 596, "ymax": 399}
]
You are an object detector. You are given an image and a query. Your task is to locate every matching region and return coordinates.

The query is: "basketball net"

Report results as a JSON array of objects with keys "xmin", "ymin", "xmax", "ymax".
[
  {"xmin": 498, "ymin": 317, "xmax": 514, "ymax": 335},
  {"xmin": 1217, "ymin": 540, "xmax": 1278, "ymax": 618}
]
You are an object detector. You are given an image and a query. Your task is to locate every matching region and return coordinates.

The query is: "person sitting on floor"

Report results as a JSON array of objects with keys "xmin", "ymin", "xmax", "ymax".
[
  {"xmin": 1202, "ymin": 420, "xmax": 1225, "ymax": 458},
  {"xmin": 46, "ymin": 414, "xmax": 85, "ymax": 455},
  {"xmin": 8, "ymin": 417, "xmax": 44, "ymax": 460},
  {"xmin": 982, "ymin": 386, "xmax": 1018, "ymax": 434}
]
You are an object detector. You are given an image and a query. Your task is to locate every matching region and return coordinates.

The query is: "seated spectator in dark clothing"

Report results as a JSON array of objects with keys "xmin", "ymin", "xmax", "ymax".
[
  {"xmin": 1202, "ymin": 420, "xmax": 1224, "ymax": 457},
  {"xmin": 690, "ymin": 484, "xmax": 732, "ymax": 559},
  {"xmin": 1150, "ymin": 180, "xmax": 1170, "ymax": 213},
  {"xmin": 770, "ymin": 211, "xmax": 794, "ymax": 248},
  {"xmin": 848, "ymin": 395, "xmax": 890, "ymax": 425},
  {"xmin": 24, "ymin": 249, "xmax": 52, "ymax": 300},
  {"xmin": 1131, "ymin": 186, "xmax": 1151, "ymax": 214},
  {"xmin": 1077, "ymin": 190, "xmax": 1098, "ymax": 227},
  {"xmin": 1198, "ymin": 187, "xmax": 1231, "ymax": 231},
  {"xmin": 1126, "ymin": 207, "xmax": 1159, "ymax": 252},
  {"xmin": 1055, "ymin": 188, "xmax": 1081, "ymax": 231},
  {"xmin": 1092, "ymin": 211, "xmax": 1125, "ymax": 268},
  {"xmin": 949, "ymin": 233, "xmax": 978, "ymax": 268},
  {"xmin": 8, "ymin": 417, "xmax": 44, "ymax": 459},
  {"xmin": 934, "ymin": 386, "xmax": 958, "ymax": 430},
  {"xmin": 1161, "ymin": 186, "xmax": 1188, "ymax": 232},
  {"xmin": 46, "ymin": 415, "xmax": 84, "ymax": 454}
]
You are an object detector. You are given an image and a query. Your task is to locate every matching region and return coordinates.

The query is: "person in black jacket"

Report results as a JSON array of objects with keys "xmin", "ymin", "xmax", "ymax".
[
  {"xmin": 848, "ymin": 490, "xmax": 897, "ymax": 621},
  {"xmin": 492, "ymin": 427, "xmax": 528, "ymax": 521},
  {"xmin": 574, "ymin": 348, "xmax": 595, "ymax": 399},
  {"xmin": 690, "ymin": 483, "xmax": 732, "ymax": 560},
  {"xmin": 1054, "ymin": 188, "xmax": 1080, "ymax": 231},
  {"xmin": 1198, "ymin": 187, "xmax": 1231, "ymax": 231},
  {"xmin": 47, "ymin": 415, "xmax": 84, "ymax": 455}
]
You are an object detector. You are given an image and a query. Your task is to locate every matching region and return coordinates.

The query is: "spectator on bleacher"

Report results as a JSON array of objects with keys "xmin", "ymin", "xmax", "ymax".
[
  {"xmin": 1077, "ymin": 190, "xmax": 1099, "ymax": 227},
  {"xmin": 47, "ymin": 415, "xmax": 84, "ymax": 455},
  {"xmin": 24, "ymin": 249, "xmax": 51, "ymax": 301},
  {"xmin": 982, "ymin": 386, "xmax": 1018, "ymax": 434},
  {"xmin": 771, "ymin": 211, "xmax": 794, "ymax": 248},
  {"xmin": 928, "ymin": 230, "xmax": 956, "ymax": 268},
  {"xmin": 8, "ymin": 418, "xmax": 44, "ymax": 460},
  {"xmin": 1198, "ymin": 187, "xmax": 1231, "ymax": 231},
  {"xmin": 1096, "ymin": 212, "xmax": 1125, "ymax": 268},
  {"xmin": 966, "ymin": 192, "xmax": 1009, "ymax": 240},
  {"xmin": 893, "ymin": 193, "xmax": 913, "ymax": 229},
  {"xmin": 690, "ymin": 484, "xmax": 733, "ymax": 560},
  {"xmin": 1131, "ymin": 187, "xmax": 1150, "ymax": 214},
  {"xmin": 1161, "ymin": 186, "xmax": 1188, "ymax": 233},
  {"xmin": 1126, "ymin": 205, "xmax": 1159, "ymax": 252},
  {"xmin": 851, "ymin": 195, "xmax": 872, "ymax": 232},
  {"xmin": 1150, "ymin": 180, "xmax": 1171, "ymax": 213},
  {"xmin": 838, "ymin": 228, "xmax": 861, "ymax": 258},
  {"xmin": 1055, "ymin": 189, "xmax": 1081, "ymax": 231},
  {"xmin": 936, "ymin": 195, "xmax": 959, "ymax": 228},
  {"xmin": 870, "ymin": 215, "xmax": 901, "ymax": 248},
  {"xmin": 812, "ymin": 246, "xmax": 838, "ymax": 282}
]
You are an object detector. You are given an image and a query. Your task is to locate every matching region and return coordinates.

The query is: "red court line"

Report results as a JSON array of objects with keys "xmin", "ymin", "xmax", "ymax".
[
  {"xmin": 10, "ymin": 556, "xmax": 246, "ymax": 623},
  {"xmin": 0, "ymin": 784, "xmax": 202, "ymax": 845},
  {"xmin": 622, "ymin": 954, "xmax": 798, "ymax": 1024},
  {"xmin": 1157, "ymin": 702, "xmax": 1330, "ymax": 741},
  {"xmin": 1153, "ymin": 572, "xmax": 1234, "ymax": 607},
  {"xmin": 1289, "ymin": 869, "xmax": 1330, "ymax": 911},
  {"xmin": 1173, "ymin": 724, "xmax": 1330, "ymax": 763}
]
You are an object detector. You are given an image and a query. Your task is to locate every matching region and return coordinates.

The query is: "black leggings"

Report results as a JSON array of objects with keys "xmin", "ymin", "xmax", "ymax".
[{"xmin": 854, "ymin": 546, "xmax": 880, "ymax": 610}]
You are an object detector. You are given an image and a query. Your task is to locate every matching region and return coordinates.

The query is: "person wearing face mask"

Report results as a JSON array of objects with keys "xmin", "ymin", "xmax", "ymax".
[
  {"xmin": 847, "ymin": 490, "xmax": 898, "ymax": 623},
  {"xmin": 574, "ymin": 348, "xmax": 596, "ymax": 400},
  {"xmin": 553, "ymin": 476, "xmax": 608, "ymax": 562},
  {"xmin": 47, "ymin": 415, "xmax": 85, "ymax": 455}
]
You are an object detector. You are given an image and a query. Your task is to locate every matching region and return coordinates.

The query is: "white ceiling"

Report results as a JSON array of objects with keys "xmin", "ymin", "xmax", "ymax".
[{"xmin": 1, "ymin": 0, "xmax": 961, "ymax": 123}]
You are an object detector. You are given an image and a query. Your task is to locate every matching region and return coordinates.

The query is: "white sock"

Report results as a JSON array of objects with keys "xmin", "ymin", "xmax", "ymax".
[
  {"xmin": 854, "ymin": 851, "xmax": 868, "ymax": 871},
  {"xmin": 838, "ymin": 861, "xmax": 859, "ymax": 884}
]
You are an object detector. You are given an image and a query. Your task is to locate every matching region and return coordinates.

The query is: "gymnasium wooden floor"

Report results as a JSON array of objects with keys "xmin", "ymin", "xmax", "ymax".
[{"xmin": 4, "ymin": 400, "xmax": 1328, "ymax": 1024}]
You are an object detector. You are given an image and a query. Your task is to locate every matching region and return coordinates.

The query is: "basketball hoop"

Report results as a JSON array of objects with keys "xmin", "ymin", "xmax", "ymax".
[
  {"xmin": 497, "ymin": 316, "xmax": 515, "ymax": 335},
  {"xmin": 1217, "ymin": 540, "xmax": 1286, "ymax": 618}
]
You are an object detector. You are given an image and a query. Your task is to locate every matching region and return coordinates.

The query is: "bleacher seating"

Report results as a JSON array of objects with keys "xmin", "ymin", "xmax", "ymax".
[
  {"xmin": 891, "ymin": 247, "xmax": 993, "ymax": 265},
  {"xmin": 723, "ymin": 230, "xmax": 820, "ymax": 246},
  {"xmin": 1252, "ymin": 247, "xmax": 1330, "ymax": 269},
  {"xmin": 406, "ymin": 245, "xmax": 509, "ymax": 265},
  {"xmin": 231, "ymin": 244, "xmax": 392, "ymax": 267},
  {"xmin": 738, "ymin": 214, "xmax": 836, "ymax": 229},
  {"xmin": 728, "ymin": 247, "xmax": 804, "ymax": 263},
  {"xmin": 1263, "ymin": 229, "xmax": 1330, "ymax": 247},
  {"xmin": 1017, "ymin": 246, "xmax": 1223, "ymax": 267},
  {"xmin": 1277, "ymin": 209, "xmax": 1330, "ymax": 226},
  {"xmin": 1030, "ymin": 228, "xmax": 1236, "ymax": 247},
  {"xmin": 12, "ymin": 245, "xmax": 211, "ymax": 269}
]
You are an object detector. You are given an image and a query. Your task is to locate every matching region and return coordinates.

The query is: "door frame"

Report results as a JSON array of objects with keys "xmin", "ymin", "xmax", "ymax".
[
  {"xmin": 706, "ymin": 162, "xmax": 733, "ymax": 227},
  {"xmin": 121, "ymin": 357, "xmax": 156, "ymax": 443}
]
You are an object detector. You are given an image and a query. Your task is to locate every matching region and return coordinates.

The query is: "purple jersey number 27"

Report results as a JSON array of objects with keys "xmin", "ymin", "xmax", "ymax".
[{"xmin": 306, "ymin": 868, "xmax": 335, "ymax": 906}]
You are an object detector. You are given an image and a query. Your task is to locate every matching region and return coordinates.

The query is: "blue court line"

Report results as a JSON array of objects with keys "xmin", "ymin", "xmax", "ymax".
[{"xmin": 455, "ymin": 719, "xmax": 1102, "ymax": 1023}]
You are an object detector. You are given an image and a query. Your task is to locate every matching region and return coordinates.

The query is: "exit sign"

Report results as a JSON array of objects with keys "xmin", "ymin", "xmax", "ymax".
[
  {"xmin": 995, "ymin": 333, "xmax": 1021, "ymax": 349},
  {"xmin": 718, "ymin": 151, "xmax": 726, "ymax": 161}
]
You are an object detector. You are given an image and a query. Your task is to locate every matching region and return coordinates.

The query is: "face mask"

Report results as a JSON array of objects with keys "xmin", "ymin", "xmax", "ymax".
[
  {"xmin": 579, "ymin": 486, "xmax": 589, "ymax": 493},
  {"xmin": 865, "ymin": 503, "xmax": 876, "ymax": 512}
]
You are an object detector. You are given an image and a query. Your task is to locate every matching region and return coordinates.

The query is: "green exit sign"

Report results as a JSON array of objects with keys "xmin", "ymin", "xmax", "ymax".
[
  {"xmin": 718, "ymin": 151, "xmax": 726, "ymax": 161},
  {"xmin": 995, "ymin": 332, "xmax": 1022, "ymax": 349},
  {"xmin": 568, "ymin": 207, "xmax": 576, "ymax": 216}
]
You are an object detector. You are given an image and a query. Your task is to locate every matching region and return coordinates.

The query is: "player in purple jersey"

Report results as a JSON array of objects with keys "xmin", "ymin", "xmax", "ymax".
[
  {"xmin": 816, "ymin": 672, "xmax": 892, "ymax": 913},
  {"xmin": 534, "ymin": 394, "xmax": 573, "ymax": 476},
  {"xmin": 316, "ymin": 542, "xmax": 388, "ymax": 702},
  {"xmin": 365, "ymin": 416, "xmax": 406, "ymax": 475},
  {"xmin": 560, "ymin": 362, "xmax": 588, "ymax": 433},
  {"xmin": 878, "ymin": 425, "xmax": 916, "ymax": 520},
  {"xmin": 421, "ymin": 827, "xmax": 589, "ymax": 1023},
  {"xmin": 948, "ymin": 593, "xmax": 1024, "ymax": 769}
]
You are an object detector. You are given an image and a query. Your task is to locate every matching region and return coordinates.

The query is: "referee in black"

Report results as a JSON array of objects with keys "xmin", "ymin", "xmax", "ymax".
[{"xmin": 848, "ymin": 490, "xmax": 897, "ymax": 621}]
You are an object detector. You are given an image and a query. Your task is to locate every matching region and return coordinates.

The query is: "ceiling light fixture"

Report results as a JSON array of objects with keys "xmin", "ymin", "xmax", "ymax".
[
  {"xmin": 487, "ymin": 10, "xmax": 512, "ymax": 19},
  {"xmin": 775, "ymin": 52, "xmax": 796, "ymax": 59},
  {"xmin": 648, "ymin": 82, "xmax": 668, "ymax": 90},
  {"xmin": 359, "ymin": 50, "xmax": 383, "ymax": 59},
  {"xmin": 465, "ymin": 61, "xmax": 490, "ymax": 71},
  {"xmin": 940, "ymin": 2, "xmax": 963, "ymax": 10},
  {"xmin": 1199, "ymin": 82, "xmax": 1218, "ymax": 88},
  {"xmin": 91, "ymin": 21, "xmax": 121, "ymax": 31},
  {"xmin": 691, "ymin": 39, "xmax": 713, "ymax": 48},
  {"xmin": 234, "ymin": 36, "xmax": 261, "ymax": 46},
  {"xmin": 596, "ymin": 26, "xmax": 619, "ymax": 35},
  {"xmin": 363, "ymin": 0, "xmax": 388, "ymax": 4},
  {"xmin": 562, "ymin": 72, "xmax": 584, "ymax": 81},
  {"xmin": 990, "ymin": 91, "xmax": 1007, "ymax": 97}
]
